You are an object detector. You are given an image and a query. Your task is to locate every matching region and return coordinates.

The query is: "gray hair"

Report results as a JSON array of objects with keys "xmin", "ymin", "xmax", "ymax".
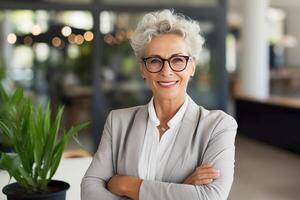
[{"xmin": 130, "ymin": 9, "xmax": 204, "ymax": 62}]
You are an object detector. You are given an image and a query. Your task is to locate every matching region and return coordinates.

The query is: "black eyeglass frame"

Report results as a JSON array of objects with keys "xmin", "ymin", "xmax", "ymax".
[{"xmin": 142, "ymin": 55, "xmax": 191, "ymax": 73}]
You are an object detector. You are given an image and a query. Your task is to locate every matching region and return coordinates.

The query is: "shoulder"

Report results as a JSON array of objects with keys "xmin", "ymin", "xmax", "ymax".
[
  {"xmin": 109, "ymin": 105, "xmax": 146, "ymax": 118},
  {"xmin": 188, "ymin": 96, "xmax": 237, "ymax": 128},
  {"xmin": 198, "ymin": 106, "xmax": 238, "ymax": 137},
  {"xmin": 106, "ymin": 105, "xmax": 147, "ymax": 125},
  {"xmin": 200, "ymin": 106, "xmax": 237, "ymax": 126}
]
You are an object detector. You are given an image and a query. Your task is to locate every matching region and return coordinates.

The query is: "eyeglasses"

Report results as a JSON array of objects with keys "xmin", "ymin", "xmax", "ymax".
[{"xmin": 142, "ymin": 55, "xmax": 191, "ymax": 73}]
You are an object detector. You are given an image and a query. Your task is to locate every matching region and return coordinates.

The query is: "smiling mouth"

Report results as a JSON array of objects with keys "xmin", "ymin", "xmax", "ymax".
[{"xmin": 157, "ymin": 81, "xmax": 179, "ymax": 88}]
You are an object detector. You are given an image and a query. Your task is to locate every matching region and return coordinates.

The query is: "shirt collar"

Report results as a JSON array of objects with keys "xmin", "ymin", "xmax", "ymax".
[{"xmin": 148, "ymin": 95, "xmax": 189, "ymax": 128}]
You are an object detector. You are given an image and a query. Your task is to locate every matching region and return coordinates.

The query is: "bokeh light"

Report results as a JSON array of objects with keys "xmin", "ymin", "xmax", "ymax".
[
  {"xmin": 84, "ymin": 31, "xmax": 94, "ymax": 42},
  {"xmin": 32, "ymin": 25, "xmax": 42, "ymax": 36},
  {"xmin": 61, "ymin": 26, "xmax": 72, "ymax": 37},
  {"xmin": 75, "ymin": 34, "xmax": 84, "ymax": 45},
  {"xmin": 24, "ymin": 36, "xmax": 33, "ymax": 46},
  {"xmin": 52, "ymin": 37, "xmax": 62, "ymax": 47},
  {"xmin": 7, "ymin": 33, "xmax": 17, "ymax": 44}
]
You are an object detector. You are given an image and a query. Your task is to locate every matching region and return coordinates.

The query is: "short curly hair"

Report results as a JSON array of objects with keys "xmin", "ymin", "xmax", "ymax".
[{"xmin": 130, "ymin": 9, "xmax": 204, "ymax": 63}]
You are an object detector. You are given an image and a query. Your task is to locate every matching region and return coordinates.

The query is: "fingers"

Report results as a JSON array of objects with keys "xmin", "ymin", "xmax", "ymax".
[
  {"xmin": 184, "ymin": 175, "xmax": 216, "ymax": 185},
  {"xmin": 196, "ymin": 164, "xmax": 220, "ymax": 177},
  {"xmin": 190, "ymin": 169, "xmax": 220, "ymax": 181},
  {"xmin": 196, "ymin": 167, "xmax": 220, "ymax": 175},
  {"xmin": 196, "ymin": 172, "xmax": 220, "ymax": 180},
  {"xmin": 183, "ymin": 163, "xmax": 221, "ymax": 185}
]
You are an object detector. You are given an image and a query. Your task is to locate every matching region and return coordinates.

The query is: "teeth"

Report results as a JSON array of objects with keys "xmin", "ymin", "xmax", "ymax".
[{"xmin": 158, "ymin": 81, "xmax": 177, "ymax": 86}]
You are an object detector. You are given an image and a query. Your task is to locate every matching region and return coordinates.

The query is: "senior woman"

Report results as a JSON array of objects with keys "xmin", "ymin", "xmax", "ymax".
[{"xmin": 81, "ymin": 9, "xmax": 237, "ymax": 200}]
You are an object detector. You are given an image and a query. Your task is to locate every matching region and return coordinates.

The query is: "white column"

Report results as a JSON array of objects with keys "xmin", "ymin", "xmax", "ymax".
[{"xmin": 240, "ymin": 0, "xmax": 270, "ymax": 99}]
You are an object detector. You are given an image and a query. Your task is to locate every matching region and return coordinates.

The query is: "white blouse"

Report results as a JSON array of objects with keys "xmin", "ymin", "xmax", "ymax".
[{"xmin": 138, "ymin": 95, "xmax": 189, "ymax": 181}]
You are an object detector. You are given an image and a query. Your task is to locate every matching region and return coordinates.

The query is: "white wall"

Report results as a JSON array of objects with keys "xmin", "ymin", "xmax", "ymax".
[{"xmin": 228, "ymin": 0, "xmax": 300, "ymax": 68}]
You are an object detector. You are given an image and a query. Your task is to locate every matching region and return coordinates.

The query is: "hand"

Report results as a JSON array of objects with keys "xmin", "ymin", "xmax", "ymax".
[
  {"xmin": 106, "ymin": 175, "xmax": 125, "ymax": 196},
  {"xmin": 107, "ymin": 175, "xmax": 142, "ymax": 200},
  {"xmin": 183, "ymin": 163, "xmax": 220, "ymax": 185}
]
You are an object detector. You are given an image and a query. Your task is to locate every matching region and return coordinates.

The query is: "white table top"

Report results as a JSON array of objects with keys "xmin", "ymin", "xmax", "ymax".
[{"xmin": 0, "ymin": 157, "xmax": 92, "ymax": 200}]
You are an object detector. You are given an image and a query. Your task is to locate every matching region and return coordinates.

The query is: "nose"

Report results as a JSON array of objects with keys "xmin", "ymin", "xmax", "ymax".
[{"xmin": 160, "ymin": 60, "xmax": 173, "ymax": 76}]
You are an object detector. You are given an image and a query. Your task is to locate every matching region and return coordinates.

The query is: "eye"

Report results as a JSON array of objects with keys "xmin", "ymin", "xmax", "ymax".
[
  {"xmin": 148, "ymin": 58, "xmax": 162, "ymax": 64},
  {"xmin": 171, "ymin": 56, "xmax": 185, "ymax": 64}
]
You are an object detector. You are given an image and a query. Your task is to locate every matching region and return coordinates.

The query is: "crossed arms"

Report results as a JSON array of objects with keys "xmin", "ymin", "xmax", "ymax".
[{"xmin": 81, "ymin": 112, "xmax": 237, "ymax": 200}]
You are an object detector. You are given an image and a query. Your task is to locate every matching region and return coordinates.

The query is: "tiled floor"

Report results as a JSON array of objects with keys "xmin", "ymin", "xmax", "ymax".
[{"xmin": 229, "ymin": 135, "xmax": 300, "ymax": 200}]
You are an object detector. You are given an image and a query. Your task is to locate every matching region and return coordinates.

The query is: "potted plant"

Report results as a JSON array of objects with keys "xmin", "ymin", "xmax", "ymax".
[
  {"xmin": 0, "ymin": 67, "xmax": 12, "ymax": 152},
  {"xmin": 0, "ymin": 86, "xmax": 88, "ymax": 200}
]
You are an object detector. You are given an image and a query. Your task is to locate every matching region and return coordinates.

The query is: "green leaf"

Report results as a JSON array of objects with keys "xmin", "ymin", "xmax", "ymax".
[
  {"xmin": 0, "ymin": 153, "xmax": 30, "ymax": 189},
  {"xmin": 48, "ymin": 139, "xmax": 65, "ymax": 179},
  {"xmin": 0, "ymin": 120, "xmax": 13, "ymax": 139},
  {"xmin": 11, "ymin": 88, "xmax": 23, "ymax": 105},
  {"xmin": 0, "ymin": 84, "xmax": 9, "ymax": 103},
  {"xmin": 40, "ymin": 106, "xmax": 64, "ymax": 179}
]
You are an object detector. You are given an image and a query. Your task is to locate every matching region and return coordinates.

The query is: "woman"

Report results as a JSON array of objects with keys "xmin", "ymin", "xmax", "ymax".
[{"xmin": 81, "ymin": 9, "xmax": 237, "ymax": 200}]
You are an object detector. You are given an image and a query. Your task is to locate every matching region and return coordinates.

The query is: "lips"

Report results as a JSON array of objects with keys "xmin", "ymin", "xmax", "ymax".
[{"xmin": 157, "ymin": 81, "xmax": 179, "ymax": 88}]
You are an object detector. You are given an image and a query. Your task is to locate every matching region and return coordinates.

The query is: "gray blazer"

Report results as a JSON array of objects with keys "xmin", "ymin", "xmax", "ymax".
[{"xmin": 81, "ymin": 98, "xmax": 237, "ymax": 200}]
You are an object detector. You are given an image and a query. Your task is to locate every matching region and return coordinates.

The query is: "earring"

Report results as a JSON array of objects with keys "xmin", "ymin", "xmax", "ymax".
[{"xmin": 143, "ymin": 77, "xmax": 146, "ymax": 80}]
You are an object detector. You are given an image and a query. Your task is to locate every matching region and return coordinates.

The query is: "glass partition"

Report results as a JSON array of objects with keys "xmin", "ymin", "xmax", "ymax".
[
  {"xmin": 99, "ymin": 12, "xmax": 150, "ymax": 109},
  {"xmin": 188, "ymin": 21, "xmax": 217, "ymax": 109},
  {"xmin": 0, "ymin": 10, "xmax": 93, "ymax": 147}
]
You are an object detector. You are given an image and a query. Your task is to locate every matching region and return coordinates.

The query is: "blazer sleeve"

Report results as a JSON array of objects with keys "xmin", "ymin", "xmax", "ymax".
[
  {"xmin": 81, "ymin": 111, "xmax": 122, "ymax": 200},
  {"xmin": 139, "ymin": 114, "xmax": 237, "ymax": 200}
]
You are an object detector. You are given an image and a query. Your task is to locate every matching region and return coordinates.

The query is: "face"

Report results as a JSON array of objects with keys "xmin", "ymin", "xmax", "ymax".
[{"xmin": 141, "ymin": 34, "xmax": 195, "ymax": 102}]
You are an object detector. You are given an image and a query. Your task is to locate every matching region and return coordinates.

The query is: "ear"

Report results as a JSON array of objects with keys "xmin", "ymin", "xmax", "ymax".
[
  {"xmin": 190, "ymin": 59, "xmax": 196, "ymax": 77},
  {"xmin": 140, "ymin": 63, "xmax": 147, "ymax": 79}
]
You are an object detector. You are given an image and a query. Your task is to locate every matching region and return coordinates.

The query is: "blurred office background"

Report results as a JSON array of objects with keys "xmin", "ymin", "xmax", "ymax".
[{"xmin": 0, "ymin": 0, "xmax": 300, "ymax": 199}]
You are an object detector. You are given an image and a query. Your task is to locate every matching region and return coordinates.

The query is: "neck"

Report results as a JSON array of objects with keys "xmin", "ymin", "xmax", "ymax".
[{"xmin": 153, "ymin": 95, "xmax": 186, "ymax": 125}]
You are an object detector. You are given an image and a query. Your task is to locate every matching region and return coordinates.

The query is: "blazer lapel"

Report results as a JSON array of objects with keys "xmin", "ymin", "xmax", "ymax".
[
  {"xmin": 123, "ymin": 106, "xmax": 148, "ymax": 176},
  {"xmin": 162, "ymin": 97, "xmax": 201, "ymax": 180}
]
